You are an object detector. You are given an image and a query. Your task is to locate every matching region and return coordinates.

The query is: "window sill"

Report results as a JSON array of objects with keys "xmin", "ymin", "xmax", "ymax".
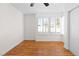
[{"xmin": 36, "ymin": 32, "xmax": 64, "ymax": 36}]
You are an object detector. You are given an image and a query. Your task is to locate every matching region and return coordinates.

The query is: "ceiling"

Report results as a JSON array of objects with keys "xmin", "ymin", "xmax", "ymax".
[{"xmin": 11, "ymin": 3, "xmax": 79, "ymax": 14}]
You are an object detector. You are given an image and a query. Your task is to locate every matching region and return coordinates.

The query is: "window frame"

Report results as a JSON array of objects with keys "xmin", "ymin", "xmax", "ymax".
[{"xmin": 37, "ymin": 16, "xmax": 64, "ymax": 34}]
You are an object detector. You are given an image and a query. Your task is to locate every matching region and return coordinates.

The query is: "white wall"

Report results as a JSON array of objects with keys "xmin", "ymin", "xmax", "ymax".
[
  {"xmin": 70, "ymin": 6, "xmax": 79, "ymax": 56},
  {"xmin": 0, "ymin": 4, "xmax": 24, "ymax": 55},
  {"xmin": 24, "ymin": 14, "xmax": 35, "ymax": 40},
  {"xmin": 63, "ymin": 12, "xmax": 69, "ymax": 49}
]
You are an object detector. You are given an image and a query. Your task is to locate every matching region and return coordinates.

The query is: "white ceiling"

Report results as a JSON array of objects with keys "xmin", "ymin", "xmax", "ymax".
[{"xmin": 11, "ymin": 3, "xmax": 79, "ymax": 14}]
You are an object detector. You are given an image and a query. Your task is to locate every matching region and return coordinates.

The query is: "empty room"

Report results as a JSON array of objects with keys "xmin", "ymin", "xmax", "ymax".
[{"xmin": 0, "ymin": 3, "xmax": 79, "ymax": 56}]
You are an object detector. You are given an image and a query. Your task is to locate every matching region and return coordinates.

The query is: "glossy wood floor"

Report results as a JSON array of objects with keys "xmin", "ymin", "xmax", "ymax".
[{"xmin": 4, "ymin": 40, "xmax": 74, "ymax": 56}]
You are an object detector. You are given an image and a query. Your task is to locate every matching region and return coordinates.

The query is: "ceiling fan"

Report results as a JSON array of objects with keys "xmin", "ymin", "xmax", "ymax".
[{"xmin": 30, "ymin": 3, "xmax": 49, "ymax": 7}]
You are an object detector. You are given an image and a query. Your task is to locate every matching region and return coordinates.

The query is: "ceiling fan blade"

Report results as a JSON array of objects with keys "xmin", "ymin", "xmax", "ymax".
[
  {"xmin": 30, "ymin": 3, "xmax": 34, "ymax": 7},
  {"xmin": 44, "ymin": 3, "xmax": 49, "ymax": 7},
  {"xmin": 30, "ymin": 3, "xmax": 49, "ymax": 7}
]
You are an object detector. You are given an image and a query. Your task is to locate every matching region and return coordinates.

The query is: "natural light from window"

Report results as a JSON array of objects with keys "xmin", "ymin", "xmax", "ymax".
[{"xmin": 37, "ymin": 16, "xmax": 64, "ymax": 34}]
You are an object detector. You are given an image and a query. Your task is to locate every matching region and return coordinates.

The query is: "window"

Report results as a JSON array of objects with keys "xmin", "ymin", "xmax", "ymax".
[{"xmin": 37, "ymin": 16, "xmax": 64, "ymax": 34}]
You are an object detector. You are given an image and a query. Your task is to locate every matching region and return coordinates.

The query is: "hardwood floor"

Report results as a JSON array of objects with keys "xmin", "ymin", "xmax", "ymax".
[{"xmin": 4, "ymin": 40, "xmax": 74, "ymax": 56}]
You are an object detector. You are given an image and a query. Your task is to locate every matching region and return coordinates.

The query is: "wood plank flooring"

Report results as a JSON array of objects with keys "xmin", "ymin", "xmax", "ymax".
[{"xmin": 4, "ymin": 40, "xmax": 74, "ymax": 56}]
